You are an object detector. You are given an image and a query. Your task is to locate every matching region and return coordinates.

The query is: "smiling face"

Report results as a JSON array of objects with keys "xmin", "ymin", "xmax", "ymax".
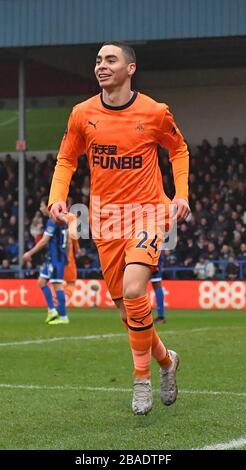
[{"xmin": 94, "ymin": 44, "xmax": 136, "ymax": 90}]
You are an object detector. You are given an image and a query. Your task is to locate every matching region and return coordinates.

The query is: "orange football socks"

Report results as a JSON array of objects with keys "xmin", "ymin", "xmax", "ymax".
[
  {"xmin": 123, "ymin": 294, "xmax": 153, "ymax": 379},
  {"xmin": 121, "ymin": 298, "xmax": 172, "ymax": 372},
  {"xmin": 152, "ymin": 328, "xmax": 172, "ymax": 368}
]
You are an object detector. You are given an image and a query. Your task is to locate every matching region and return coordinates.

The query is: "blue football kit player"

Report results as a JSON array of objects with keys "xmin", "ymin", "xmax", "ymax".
[
  {"xmin": 151, "ymin": 260, "xmax": 166, "ymax": 324},
  {"xmin": 23, "ymin": 198, "xmax": 69, "ymax": 324}
]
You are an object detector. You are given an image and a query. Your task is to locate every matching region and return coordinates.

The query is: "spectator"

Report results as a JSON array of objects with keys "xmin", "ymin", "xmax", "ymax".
[
  {"xmin": 194, "ymin": 255, "xmax": 216, "ymax": 279},
  {"xmin": 163, "ymin": 252, "xmax": 178, "ymax": 280},
  {"xmin": 183, "ymin": 238, "xmax": 199, "ymax": 266},
  {"xmin": 6, "ymin": 236, "xmax": 18, "ymax": 264},
  {"xmin": 210, "ymin": 214, "xmax": 228, "ymax": 238},
  {"xmin": 238, "ymin": 243, "xmax": 246, "ymax": 262},
  {"xmin": 76, "ymin": 248, "xmax": 94, "ymax": 269},
  {"xmin": 226, "ymin": 256, "xmax": 240, "ymax": 280},
  {"xmin": 194, "ymin": 236, "xmax": 207, "ymax": 258},
  {"xmin": 8, "ymin": 215, "xmax": 18, "ymax": 239},
  {"xmin": 232, "ymin": 230, "xmax": 243, "ymax": 251},
  {"xmin": 26, "ymin": 197, "xmax": 36, "ymax": 219},
  {"xmin": 198, "ymin": 138, "xmax": 212, "ymax": 157},
  {"xmin": 193, "ymin": 201, "xmax": 209, "ymax": 223},
  {"xmin": 0, "ymin": 243, "xmax": 5, "ymax": 263},
  {"xmin": 229, "ymin": 137, "xmax": 240, "ymax": 159},
  {"xmin": 238, "ymin": 243, "xmax": 246, "ymax": 277},
  {"xmin": 206, "ymin": 242, "xmax": 219, "ymax": 261},
  {"xmin": 23, "ymin": 260, "xmax": 38, "ymax": 279},
  {"xmin": 30, "ymin": 211, "xmax": 44, "ymax": 243},
  {"xmin": 214, "ymin": 137, "xmax": 227, "ymax": 159},
  {"xmin": 0, "ymin": 259, "xmax": 15, "ymax": 279}
]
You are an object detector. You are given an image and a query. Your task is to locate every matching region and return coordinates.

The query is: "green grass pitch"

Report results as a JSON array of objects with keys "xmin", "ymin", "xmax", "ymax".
[
  {"xmin": 0, "ymin": 308, "xmax": 245, "ymax": 450},
  {"xmin": 0, "ymin": 108, "xmax": 71, "ymax": 151}
]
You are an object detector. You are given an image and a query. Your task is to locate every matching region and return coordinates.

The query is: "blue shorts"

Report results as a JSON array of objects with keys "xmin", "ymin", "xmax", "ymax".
[
  {"xmin": 40, "ymin": 260, "xmax": 65, "ymax": 283},
  {"xmin": 151, "ymin": 266, "xmax": 162, "ymax": 282}
]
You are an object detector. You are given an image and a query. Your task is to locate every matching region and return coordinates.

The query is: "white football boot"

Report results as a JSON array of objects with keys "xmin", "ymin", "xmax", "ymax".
[
  {"xmin": 160, "ymin": 350, "xmax": 180, "ymax": 406},
  {"xmin": 132, "ymin": 378, "xmax": 153, "ymax": 415}
]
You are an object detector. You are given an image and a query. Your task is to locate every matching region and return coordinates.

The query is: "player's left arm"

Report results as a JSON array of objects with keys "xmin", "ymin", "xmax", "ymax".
[
  {"xmin": 48, "ymin": 107, "xmax": 86, "ymax": 224},
  {"xmin": 158, "ymin": 107, "xmax": 190, "ymax": 222},
  {"xmin": 23, "ymin": 234, "xmax": 51, "ymax": 261}
]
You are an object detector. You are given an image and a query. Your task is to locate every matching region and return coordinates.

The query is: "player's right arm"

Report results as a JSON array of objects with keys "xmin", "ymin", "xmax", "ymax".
[
  {"xmin": 23, "ymin": 218, "xmax": 57, "ymax": 261},
  {"xmin": 48, "ymin": 107, "xmax": 85, "ymax": 224},
  {"xmin": 23, "ymin": 234, "xmax": 51, "ymax": 261}
]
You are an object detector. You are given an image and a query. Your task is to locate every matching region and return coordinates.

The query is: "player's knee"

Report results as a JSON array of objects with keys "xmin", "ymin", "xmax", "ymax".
[
  {"xmin": 38, "ymin": 277, "xmax": 46, "ymax": 288},
  {"xmin": 53, "ymin": 283, "xmax": 63, "ymax": 291},
  {"xmin": 124, "ymin": 282, "xmax": 145, "ymax": 299}
]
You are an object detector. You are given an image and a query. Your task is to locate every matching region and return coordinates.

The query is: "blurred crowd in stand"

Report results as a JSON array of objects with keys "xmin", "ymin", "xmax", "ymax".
[{"xmin": 0, "ymin": 136, "xmax": 246, "ymax": 280}]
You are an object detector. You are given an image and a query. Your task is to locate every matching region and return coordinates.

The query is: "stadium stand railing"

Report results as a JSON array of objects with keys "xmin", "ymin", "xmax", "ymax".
[
  {"xmin": 161, "ymin": 260, "xmax": 246, "ymax": 280},
  {"xmin": 0, "ymin": 260, "xmax": 245, "ymax": 280}
]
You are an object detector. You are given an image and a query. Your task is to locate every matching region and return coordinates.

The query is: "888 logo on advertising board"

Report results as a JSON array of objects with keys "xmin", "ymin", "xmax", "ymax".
[{"xmin": 199, "ymin": 281, "xmax": 246, "ymax": 309}]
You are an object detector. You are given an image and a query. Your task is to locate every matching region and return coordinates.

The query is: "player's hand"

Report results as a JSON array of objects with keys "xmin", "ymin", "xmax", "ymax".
[
  {"xmin": 50, "ymin": 201, "xmax": 68, "ymax": 225},
  {"xmin": 172, "ymin": 198, "xmax": 191, "ymax": 223},
  {"xmin": 23, "ymin": 251, "xmax": 32, "ymax": 262}
]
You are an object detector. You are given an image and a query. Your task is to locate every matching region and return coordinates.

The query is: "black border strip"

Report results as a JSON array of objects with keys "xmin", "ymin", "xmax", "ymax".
[{"xmin": 128, "ymin": 322, "xmax": 153, "ymax": 332}]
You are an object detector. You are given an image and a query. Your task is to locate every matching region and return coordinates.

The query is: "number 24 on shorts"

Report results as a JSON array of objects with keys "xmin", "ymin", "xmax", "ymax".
[{"xmin": 136, "ymin": 231, "xmax": 159, "ymax": 254}]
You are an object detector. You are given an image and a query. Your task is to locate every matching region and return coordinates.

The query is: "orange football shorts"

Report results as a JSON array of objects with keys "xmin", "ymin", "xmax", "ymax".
[{"xmin": 95, "ymin": 232, "xmax": 163, "ymax": 300}]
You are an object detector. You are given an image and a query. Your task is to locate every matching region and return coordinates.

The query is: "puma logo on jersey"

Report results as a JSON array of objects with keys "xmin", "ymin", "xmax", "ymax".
[
  {"xmin": 130, "ymin": 311, "xmax": 152, "ymax": 325},
  {"xmin": 88, "ymin": 120, "xmax": 98, "ymax": 129}
]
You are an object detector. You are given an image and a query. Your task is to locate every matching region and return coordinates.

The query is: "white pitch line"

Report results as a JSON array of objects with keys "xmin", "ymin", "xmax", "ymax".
[
  {"xmin": 0, "ymin": 384, "xmax": 245, "ymax": 398},
  {"xmin": 181, "ymin": 389, "xmax": 246, "ymax": 397},
  {"xmin": 0, "ymin": 114, "xmax": 18, "ymax": 127},
  {"xmin": 0, "ymin": 325, "xmax": 245, "ymax": 348},
  {"xmin": 0, "ymin": 333, "xmax": 126, "ymax": 347},
  {"xmin": 0, "ymin": 384, "xmax": 132, "ymax": 392},
  {"xmin": 195, "ymin": 436, "xmax": 246, "ymax": 450}
]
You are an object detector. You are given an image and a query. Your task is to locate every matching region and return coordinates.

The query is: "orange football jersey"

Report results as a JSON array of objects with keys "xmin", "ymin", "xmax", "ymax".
[{"xmin": 49, "ymin": 92, "xmax": 189, "ymax": 210}]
